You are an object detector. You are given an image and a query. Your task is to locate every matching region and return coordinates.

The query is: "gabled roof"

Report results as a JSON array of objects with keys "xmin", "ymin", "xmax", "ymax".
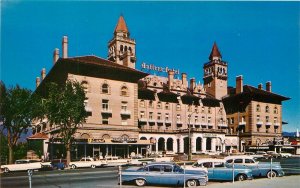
[
  {"xmin": 209, "ymin": 42, "xmax": 222, "ymax": 60},
  {"xmin": 114, "ymin": 15, "xmax": 129, "ymax": 33},
  {"xmin": 27, "ymin": 133, "xmax": 49, "ymax": 140},
  {"xmin": 224, "ymin": 85, "xmax": 290, "ymax": 104}
]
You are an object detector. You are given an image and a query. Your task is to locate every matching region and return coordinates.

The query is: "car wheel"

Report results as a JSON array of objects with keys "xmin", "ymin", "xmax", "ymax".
[
  {"xmin": 135, "ymin": 179, "xmax": 146, "ymax": 186},
  {"xmin": 91, "ymin": 165, "xmax": 96, "ymax": 168},
  {"xmin": 3, "ymin": 167, "xmax": 10, "ymax": 173},
  {"xmin": 186, "ymin": 179, "xmax": 198, "ymax": 187},
  {"xmin": 71, "ymin": 164, "xmax": 76, "ymax": 169},
  {"xmin": 267, "ymin": 171, "xmax": 277, "ymax": 178},
  {"xmin": 236, "ymin": 174, "xmax": 246, "ymax": 181}
]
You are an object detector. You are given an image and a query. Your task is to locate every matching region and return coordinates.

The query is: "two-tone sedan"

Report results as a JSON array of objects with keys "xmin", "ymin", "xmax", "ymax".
[
  {"xmin": 187, "ymin": 158, "xmax": 253, "ymax": 181},
  {"xmin": 225, "ymin": 156, "xmax": 284, "ymax": 178},
  {"xmin": 121, "ymin": 162, "xmax": 208, "ymax": 187}
]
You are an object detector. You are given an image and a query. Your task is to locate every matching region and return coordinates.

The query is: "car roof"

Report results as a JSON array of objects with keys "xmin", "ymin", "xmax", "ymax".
[
  {"xmin": 225, "ymin": 155, "xmax": 254, "ymax": 160},
  {"xmin": 196, "ymin": 158, "xmax": 225, "ymax": 163}
]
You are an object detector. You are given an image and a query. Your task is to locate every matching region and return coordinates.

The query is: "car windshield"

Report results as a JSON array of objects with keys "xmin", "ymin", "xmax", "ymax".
[{"xmin": 174, "ymin": 164, "xmax": 183, "ymax": 172}]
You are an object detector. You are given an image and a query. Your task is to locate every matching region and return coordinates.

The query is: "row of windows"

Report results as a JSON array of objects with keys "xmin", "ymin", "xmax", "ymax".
[
  {"xmin": 140, "ymin": 111, "xmax": 214, "ymax": 123},
  {"xmin": 256, "ymin": 115, "xmax": 279, "ymax": 123},
  {"xmin": 81, "ymin": 81, "xmax": 129, "ymax": 96},
  {"xmin": 256, "ymin": 104, "xmax": 279, "ymax": 114},
  {"xmin": 140, "ymin": 100, "xmax": 217, "ymax": 114}
]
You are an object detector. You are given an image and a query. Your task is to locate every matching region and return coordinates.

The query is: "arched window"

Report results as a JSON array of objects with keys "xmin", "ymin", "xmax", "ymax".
[
  {"xmin": 256, "ymin": 104, "xmax": 260, "ymax": 112},
  {"xmin": 167, "ymin": 138, "xmax": 173, "ymax": 151},
  {"xmin": 81, "ymin": 81, "xmax": 89, "ymax": 93},
  {"xmin": 128, "ymin": 47, "xmax": 132, "ymax": 53},
  {"xmin": 124, "ymin": 46, "xmax": 127, "ymax": 51},
  {"xmin": 158, "ymin": 138, "xmax": 165, "ymax": 151},
  {"xmin": 121, "ymin": 86, "xmax": 128, "ymax": 96},
  {"xmin": 196, "ymin": 137, "xmax": 202, "ymax": 151},
  {"xmin": 265, "ymin": 106, "xmax": 270, "ymax": 113},
  {"xmin": 274, "ymin": 107, "xmax": 278, "ymax": 114},
  {"xmin": 102, "ymin": 83, "xmax": 109, "ymax": 94},
  {"xmin": 120, "ymin": 45, "xmax": 123, "ymax": 52}
]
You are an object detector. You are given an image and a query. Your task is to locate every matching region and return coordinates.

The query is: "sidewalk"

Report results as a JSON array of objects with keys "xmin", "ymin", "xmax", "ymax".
[{"xmin": 206, "ymin": 175, "xmax": 300, "ymax": 188}]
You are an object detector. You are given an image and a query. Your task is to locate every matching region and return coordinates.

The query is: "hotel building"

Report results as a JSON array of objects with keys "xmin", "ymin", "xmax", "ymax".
[{"xmin": 32, "ymin": 16, "xmax": 289, "ymax": 159}]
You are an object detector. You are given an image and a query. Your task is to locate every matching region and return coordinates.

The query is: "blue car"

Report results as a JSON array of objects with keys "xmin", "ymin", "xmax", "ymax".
[
  {"xmin": 225, "ymin": 156, "xmax": 284, "ymax": 178},
  {"xmin": 121, "ymin": 162, "xmax": 208, "ymax": 187},
  {"xmin": 188, "ymin": 158, "xmax": 253, "ymax": 181}
]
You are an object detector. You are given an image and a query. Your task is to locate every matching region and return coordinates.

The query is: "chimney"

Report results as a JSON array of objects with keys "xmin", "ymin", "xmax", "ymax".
[
  {"xmin": 266, "ymin": 81, "xmax": 271, "ymax": 92},
  {"xmin": 36, "ymin": 77, "xmax": 40, "ymax": 88},
  {"xmin": 236, "ymin": 75, "xmax": 243, "ymax": 94},
  {"xmin": 168, "ymin": 70, "xmax": 174, "ymax": 90},
  {"xmin": 181, "ymin": 73, "xmax": 187, "ymax": 89},
  {"xmin": 190, "ymin": 78, "xmax": 196, "ymax": 92},
  {"xmin": 62, "ymin": 36, "xmax": 68, "ymax": 58},
  {"xmin": 258, "ymin": 83, "xmax": 263, "ymax": 90},
  {"xmin": 41, "ymin": 68, "xmax": 46, "ymax": 80},
  {"xmin": 53, "ymin": 48, "xmax": 59, "ymax": 64}
]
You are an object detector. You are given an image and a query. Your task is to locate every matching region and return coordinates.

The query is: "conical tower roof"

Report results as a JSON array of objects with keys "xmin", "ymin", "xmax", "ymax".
[
  {"xmin": 114, "ymin": 15, "xmax": 129, "ymax": 34},
  {"xmin": 209, "ymin": 42, "xmax": 222, "ymax": 60}
]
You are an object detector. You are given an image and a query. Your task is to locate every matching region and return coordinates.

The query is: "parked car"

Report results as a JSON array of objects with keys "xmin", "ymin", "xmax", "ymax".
[
  {"xmin": 186, "ymin": 158, "xmax": 253, "ymax": 181},
  {"xmin": 121, "ymin": 162, "xmax": 208, "ymax": 187},
  {"xmin": 279, "ymin": 152, "xmax": 292, "ymax": 158},
  {"xmin": 130, "ymin": 156, "xmax": 155, "ymax": 166},
  {"xmin": 225, "ymin": 155, "xmax": 284, "ymax": 178},
  {"xmin": 1, "ymin": 159, "xmax": 52, "ymax": 173},
  {"xmin": 105, "ymin": 156, "xmax": 130, "ymax": 167},
  {"xmin": 264, "ymin": 151, "xmax": 281, "ymax": 159},
  {"xmin": 69, "ymin": 157, "xmax": 107, "ymax": 169}
]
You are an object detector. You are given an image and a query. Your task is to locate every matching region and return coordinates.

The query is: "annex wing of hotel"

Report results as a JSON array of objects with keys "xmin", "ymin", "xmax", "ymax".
[{"xmin": 30, "ymin": 16, "xmax": 291, "ymax": 159}]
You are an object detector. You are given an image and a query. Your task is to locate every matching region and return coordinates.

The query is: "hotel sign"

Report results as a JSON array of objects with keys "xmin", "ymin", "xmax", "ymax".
[
  {"xmin": 112, "ymin": 137, "xmax": 138, "ymax": 143},
  {"xmin": 141, "ymin": 62, "xmax": 180, "ymax": 75}
]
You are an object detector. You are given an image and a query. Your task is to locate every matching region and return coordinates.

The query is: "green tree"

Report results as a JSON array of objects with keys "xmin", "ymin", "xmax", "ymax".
[
  {"xmin": 42, "ymin": 80, "xmax": 86, "ymax": 165},
  {"xmin": 0, "ymin": 82, "xmax": 35, "ymax": 164}
]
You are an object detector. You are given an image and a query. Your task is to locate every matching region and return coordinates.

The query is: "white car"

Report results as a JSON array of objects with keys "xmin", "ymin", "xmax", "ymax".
[
  {"xmin": 69, "ymin": 157, "xmax": 107, "ymax": 169},
  {"xmin": 1, "ymin": 159, "xmax": 52, "ymax": 173},
  {"xmin": 105, "ymin": 156, "xmax": 130, "ymax": 167},
  {"xmin": 280, "ymin": 152, "xmax": 292, "ymax": 158}
]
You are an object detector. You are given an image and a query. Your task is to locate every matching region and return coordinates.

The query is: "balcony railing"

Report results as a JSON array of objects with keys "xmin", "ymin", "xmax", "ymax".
[
  {"xmin": 157, "ymin": 119, "xmax": 164, "ymax": 124},
  {"xmin": 120, "ymin": 110, "xmax": 131, "ymax": 116},
  {"xmin": 101, "ymin": 108, "xmax": 112, "ymax": 114},
  {"xmin": 274, "ymin": 122, "xmax": 280, "ymax": 127},
  {"xmin": 139, "ymin": 118, "xmax": 147, "ymax": 123},
  {"xmin": 256, "ymin": 121, "xmax": 263, "ymax": 125},
  {"xmin": 239, "ymin": 121, "xmax": 246, "ymax": 125},
  {"xmin": 266, "ymin": 122, "xmax": 272, "ymax": 126},
  {"xmin": 148, "ymin": 118, "xmax": 156, "ymax": 123},
  {"xmin": 165, "ymin": 120, "xmax": 172, "ymax": 124}
]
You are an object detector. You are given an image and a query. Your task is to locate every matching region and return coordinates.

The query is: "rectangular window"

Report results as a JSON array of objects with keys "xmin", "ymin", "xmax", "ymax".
[
  {"xmin": 274, "ymin": 117, "xmax": 278, "ymax": 123},
  {"xmin": 149, "ymin": 112, "xmax": 153, "ymax": 120},
  {"xmin": 176, "ymin": 114, "xmax": 181, "ymax": 121},
  {"xmin": 157, "ymin": 113, "xmax": 162, "ymax": 120},
  {"xmin": 202, "ymin": 116, "xmax": 205, "ymax": 122},
  {"xmin": 157, "ymin": 102, "xmax": 162, "ymax": 109},
  {"xmin": 266, "ymin": 116, "xmax": 269, "ymax": 122},
  {"xmin": 201, "ymin": 107, "xmax": 205, "ymax": 113},
  {"xmin": 140, "ymin": 100, "xmax": 145, "ymax": 108},
  {"xmin": 165, "ymin": 113, "xmax": 169, "ymax": 121},
  {"xmin": 102, "ymin": 99, "xmax": 109, "ymax": 110},
  {"xmin": 231, "ymin": 117, "xmax": 234, "ymax": 124},
  {"xmin": 188, "ymin": 105, "xmax": 192, "ymax": 112},
  {"xmin": 121, "ymin": 101, "xmax": 128, "ymax": 111},
  {"xmin": 140, "ymin": 111, "xmax": 145, "ymax": 118},
  {"xmin": 195, "ymin": 116, "xmax": 198, "ymax": 123},
  {"xmin": 102, "ymin": 115, "xmax": 109, "ymax": 124},
  {"xmin": 176, "ymin": 104, "xmax": 181, "ymax": 111},
  {"xmin": 149, "ymin": 101, "xmax": 154, "ymax": 108},
  {"xmin": 208, "ymin": 117, "xmax": 211, "ymax": 123},
  {"xmin": 256, "ymin": 115, "xmax": 260, "ymax": 122},
  {"xmin": 165, "ymin": 103, "xmax": 169, "ymax": 110}
]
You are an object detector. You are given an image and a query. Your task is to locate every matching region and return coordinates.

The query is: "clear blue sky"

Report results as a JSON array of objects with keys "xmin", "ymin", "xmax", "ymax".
[{"xmin": 1, "ymin": 1, "xmax": 299, "ymax": 132}]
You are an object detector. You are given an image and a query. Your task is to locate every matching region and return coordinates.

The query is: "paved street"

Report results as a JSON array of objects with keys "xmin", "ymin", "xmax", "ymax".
[{"xmin": 1, "ymin": 157, "xmax": 300, "ymax": 188}]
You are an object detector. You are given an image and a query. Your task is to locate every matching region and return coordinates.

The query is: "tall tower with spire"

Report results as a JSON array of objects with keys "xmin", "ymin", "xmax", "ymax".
[
  {"xmin": 108, "ymin": 15, "xmax": 136, "ymax": 69},
  {"xmin": 203, "ymin": 42, "xmax": 228, "ymax": 99}
]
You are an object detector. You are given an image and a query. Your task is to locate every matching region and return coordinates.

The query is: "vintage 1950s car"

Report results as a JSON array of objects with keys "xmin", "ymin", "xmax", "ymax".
[
  {"xmin": 225, "ymin": 156, "xmax": 284, "ymax": 178},
  {"xmin": 69, "ymin": 157, "xmax": 107, "ymax": 169},
  {"xmin": 1, "ymin": 159, "xmax": 52, "ymax": 173},
  {"xmin": 121, "ymin": 162, "xmax": 208, "ymax": 187},
  {"xmin": 186, "ymin": 158, "xmax": 253, "ymax": 181}
]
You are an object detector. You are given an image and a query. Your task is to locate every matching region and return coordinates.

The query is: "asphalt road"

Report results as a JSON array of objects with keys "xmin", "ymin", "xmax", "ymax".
[
  {"xmin": 1, "ymin": 157, "xmax": 299, "ymax": 188},
  {"xmin": 0, "ymin": 167, "xmax": 119, "ymax": 188}
]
